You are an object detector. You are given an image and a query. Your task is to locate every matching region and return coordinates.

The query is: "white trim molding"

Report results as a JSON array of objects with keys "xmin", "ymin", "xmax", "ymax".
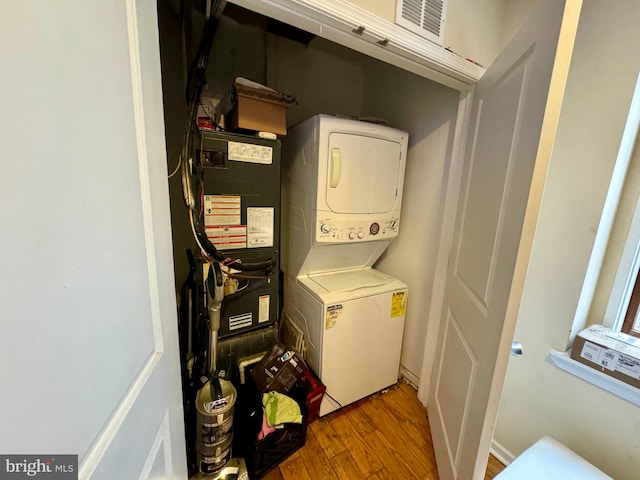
[
  {"xmin": 229, "ymin": 0, "xmax": 484, "ymax": 91},
  {"xmin": 549, "ymin": 350, "xmax": 640, "ymax": 407},
  {"xmin": 126, "ymin": 0, "xmax": 166, "ymax": 353},
  {"xmin": 400, "ymin": 365, "xmax": 420, "ymax": 389},
  {"xmin": 491, "ymin": 439, "xmax": 515, "ymax": 466}
]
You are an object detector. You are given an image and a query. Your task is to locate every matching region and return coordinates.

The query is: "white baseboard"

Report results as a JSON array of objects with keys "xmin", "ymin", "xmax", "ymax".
[
  {"xmin": 491, "ymin": 438, "xmax": 515, "ymax": 466},
  {"xmin": 400, "ymin": 365, "xmax": 420, "ymax": 389}
]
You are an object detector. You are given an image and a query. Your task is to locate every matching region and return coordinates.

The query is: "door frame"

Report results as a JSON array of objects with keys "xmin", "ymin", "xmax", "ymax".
[
  {"xmin": 419, "ymin": 2, "xmax": 583, "ymax": 476},
  {"xmin": 154, "ymin": 0, "xmax": 580, "ymax": 476}
]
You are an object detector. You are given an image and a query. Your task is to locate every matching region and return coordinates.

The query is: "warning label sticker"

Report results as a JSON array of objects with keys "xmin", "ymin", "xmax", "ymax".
[
  {"xmin": 259, "ymin": 295, "xmax": 270, "ymax": 323},
  {"xmin": 326, "ymin": 304, "xmax": 342, "ymax": 329},
  {"xmin": 247, "ymin": 207, "xmax": 274, "ymax": 248},
  {"xmin": 206, "ymin": 225, "xmax": 247, "ymax": 250},
  {"xmin": 228, "ymin": 141, "xmax": 273, "ymax": 164},
  {"xmin": 204, "ymin": 195, "xmax": 241, "ymax": 226},
  {"xmin": 391, "ymin": 291, "xmax": 407, "ymax": 318}
]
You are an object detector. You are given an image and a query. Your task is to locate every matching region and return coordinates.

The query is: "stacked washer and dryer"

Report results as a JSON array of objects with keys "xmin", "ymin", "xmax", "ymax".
[{"xmin": 281, "ymin": 114, "xmax": 409, "ymax": 416}]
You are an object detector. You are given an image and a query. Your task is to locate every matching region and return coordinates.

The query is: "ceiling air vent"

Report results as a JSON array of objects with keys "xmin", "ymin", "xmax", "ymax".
[{"xmin": 395, "ymin": 0, "xmax": 447, "ymax": 46}]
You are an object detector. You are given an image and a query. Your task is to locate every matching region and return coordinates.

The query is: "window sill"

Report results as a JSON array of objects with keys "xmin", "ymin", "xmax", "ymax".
[{"xmin": 549, "ymin": 350, "xmax": 640, "ymax": 406}]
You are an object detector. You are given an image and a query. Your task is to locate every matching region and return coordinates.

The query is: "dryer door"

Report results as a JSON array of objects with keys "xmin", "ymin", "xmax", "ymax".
[{"xmin": 325, "ymin": 132, "xmax": 403, "ymax": 214}]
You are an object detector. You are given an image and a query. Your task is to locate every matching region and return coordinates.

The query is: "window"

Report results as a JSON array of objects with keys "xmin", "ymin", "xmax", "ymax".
[
  {"xmin": 620, "ymin": 271, "xmax": 640, "ymax": 338},
  {"xmin": 593, "ymin": 74, "xmax": 640, "ymax": 339},
  {"xmin": 549, "ymin": 74, "xmax": 640, "ymax": 405},
  {"xmin": 604, "ymin": 180, "xmax": 640, "ymax": 339}
]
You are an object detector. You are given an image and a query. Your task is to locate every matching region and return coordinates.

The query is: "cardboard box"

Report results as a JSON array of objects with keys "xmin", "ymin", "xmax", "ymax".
[
  {"xmin": 223, "ymin": 78, "xmax": 296, "ymax": 136},
  {"xmin": 570, "ymin": 325, "xmax": 640, "ymax": 388},
  {"xmin": 227, "ymin": 95, "xmax": 287, "ymax": 135},
  {"xmin": 250, "ymin": 342, "xmax": 307, "ymax": 394}
]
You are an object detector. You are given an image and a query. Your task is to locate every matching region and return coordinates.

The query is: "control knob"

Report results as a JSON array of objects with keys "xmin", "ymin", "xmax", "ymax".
[
  {"xmin": 389, "ymin": 220, "xmax": 398, "ymax": 230},
  {"xmin": 320, "ymin": 224, "xmax": 331, "ymax": 234},
  {"xmin": 349, "ymin": 232, "xmax": 356, "ymax": 240},
  {"xmin": 357, "ymin": 232, "xmax": 364, "ymax": 239}
]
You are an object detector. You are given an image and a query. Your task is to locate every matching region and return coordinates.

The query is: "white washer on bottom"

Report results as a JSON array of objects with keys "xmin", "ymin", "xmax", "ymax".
[{"xmin": 284, "ymin": 268, "xmax": 408, "ymax": 416}]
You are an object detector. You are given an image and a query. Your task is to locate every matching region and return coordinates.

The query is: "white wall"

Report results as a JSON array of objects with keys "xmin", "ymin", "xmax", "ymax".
[
  {"xmin": 265, "ymin": 31, "xmax": 460, "ymax": 382},
  {"xmin": 501, "ymin": 0, "xmax": 541, "ymax": 49},
  {"xmin": 345, "ymin": 0, "xmax": 508, "ymax": 68},
  {"xmin": 346, "ymin": 0, "xmax": 395, "ymax": 24},
  {"xmin": 493, "ymin": 2, "xmax": 640, "ymax": 478},
  {"xmin": 444, "ymin": 0, "xmax": 506, "ymax": 67},
  {"xmin": 361, "ymin": 61, "xmax": 459, "ymax": 381}
]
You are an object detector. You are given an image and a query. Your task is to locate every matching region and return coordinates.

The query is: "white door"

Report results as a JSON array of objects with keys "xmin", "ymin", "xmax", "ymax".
[
  {"xmin": 428, "ymin": 0, "xmax": 582, "ymax": 479},
  {"xmin": 0, "ymin": 1, "xmax": 187, "ymax": 479}
]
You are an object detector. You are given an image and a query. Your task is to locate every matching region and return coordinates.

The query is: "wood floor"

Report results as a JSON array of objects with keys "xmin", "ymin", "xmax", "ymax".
[{"xmin": 260, "ymin": 380, "xmax": 505, "ymax": 480}]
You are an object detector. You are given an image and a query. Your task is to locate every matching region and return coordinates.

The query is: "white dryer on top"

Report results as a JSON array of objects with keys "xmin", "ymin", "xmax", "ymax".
[{"xmin": 281, "ymin": 114, "xmax": 409, "ymax": 277}]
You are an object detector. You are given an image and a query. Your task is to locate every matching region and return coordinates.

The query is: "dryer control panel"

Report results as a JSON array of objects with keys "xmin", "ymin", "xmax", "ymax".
[{"xmin": 316, "ymin": 215, "xmax": 400, "ymax": 242}]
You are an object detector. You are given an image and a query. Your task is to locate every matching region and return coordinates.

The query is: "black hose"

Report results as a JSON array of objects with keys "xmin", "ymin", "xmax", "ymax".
[{"xmin": 191, "ymin": 210, "xmax": 275, "ymax": 271}]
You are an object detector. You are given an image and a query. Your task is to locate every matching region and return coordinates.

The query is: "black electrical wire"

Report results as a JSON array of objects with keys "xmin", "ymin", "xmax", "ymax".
[
  {"xmin": 323, "ymin": 391, "xmax": 344, "ymax": 409},
  {"xmin": 179, "ymin": 0, "xmax": 275, "ymax": 273},
  {"xmin": 180, "ymin": 0, "xmax": 222, "ymax": 217},
  {"xmin": 189, "ymin": 208, "xmax": 275, "ymax": 271}
]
